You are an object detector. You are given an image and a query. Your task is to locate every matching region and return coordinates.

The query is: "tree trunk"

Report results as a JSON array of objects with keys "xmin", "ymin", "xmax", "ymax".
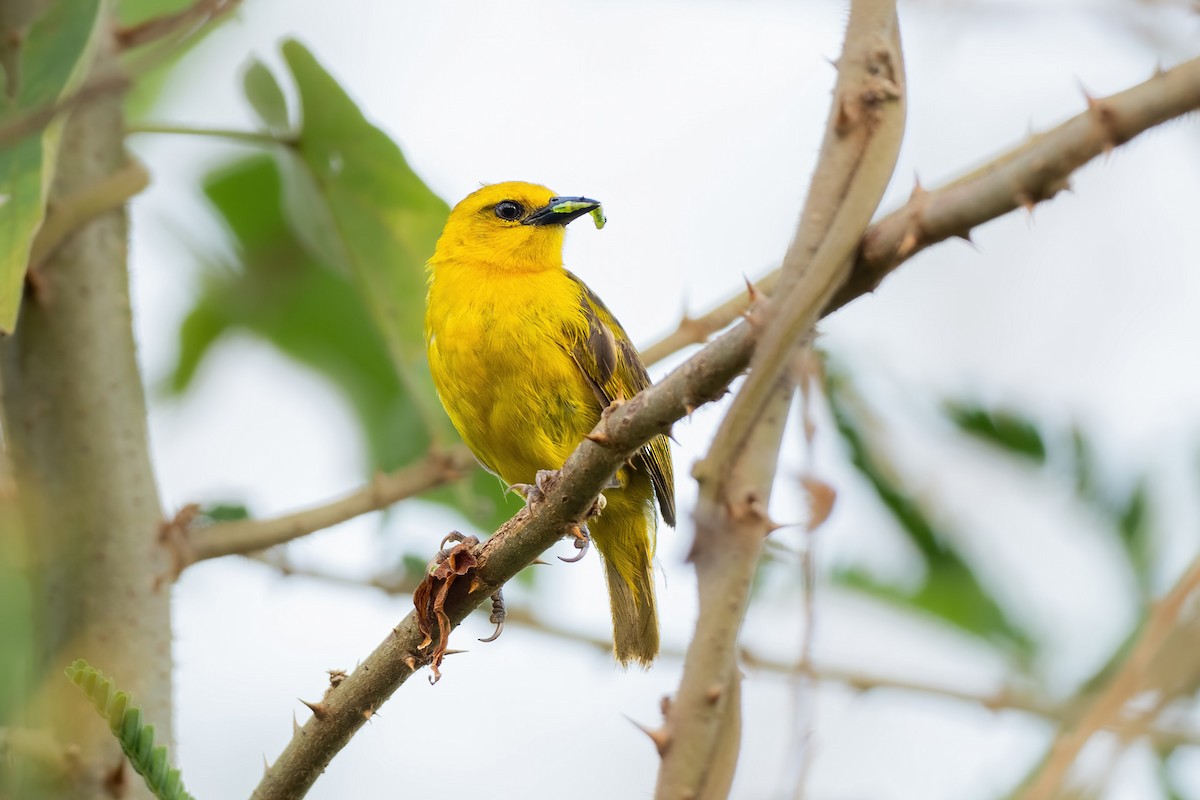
[{"xmin": 0, "ymin": 21, "xmax": 170, "ymax": 800}]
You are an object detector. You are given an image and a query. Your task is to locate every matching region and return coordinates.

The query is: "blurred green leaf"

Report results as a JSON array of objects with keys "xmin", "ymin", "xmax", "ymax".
[
  {"xmin": 179, "ymin": 155, "xmax": 421, "ymax": 471},
  {"xmin": 401, "ymin": 553, "xmax": 428, "ymax": 585},
  {"xmin": 198, "ymin": 502, "xmax": 251, "ymax": 524},
  {"xmin": 173, "ymin": 154, "xmax": 510, "ymax": 532},
  {"xmin": 0, "ymin": 0, "xmax": 104, "ymax": 333},
  {"xmin": 0, "ymin": 491, "xmax": 37, "ymax": 795},
  {"xmin": 827, "ymin": 368, "xmax": 1034, "ymax": 660},
  {"xmin": 1070, "ymin": 425, "xmax": 1125, "ymax": 519},
  {"xmin": 945, "ymin": 402, "xmax": 1046, "ymax": 464},
  {"xmin": 0, "ymin": 495, "xmax": 32, "ymax": 726},
  {"xmin": 423, "ymin": 469, "xmax": 521, "ymax": 533},
  {"xmin": 1071, "ymin": 425, "xmax": 1098, "ymax": 503},
  {"xmin": 243, "ymin": 58, "xmax": 290, "ymax": 137},
  {"xmin": 1118, "ymin": 479, "xmax": 1153, "ymax": 593},
  {"xmin": 1072, "ymin": 427, "xmax": 1157, "ymax": 594},
  {"xmin": 1157, "ymin": 750, "xmax": 1189, "ymax": 800},
  {"xmin": 117, "ymin": 0, "xmax": 195, "ymax": 26},
  {"xmin": 272, "ymin": 39, "xmax": 453, "ymax": 441}
]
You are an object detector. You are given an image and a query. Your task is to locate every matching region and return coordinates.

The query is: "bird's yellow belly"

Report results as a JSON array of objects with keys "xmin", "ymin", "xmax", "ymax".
[{"xmin": 427, "ymin": 289, "xmax": 598, "ymax": 486}]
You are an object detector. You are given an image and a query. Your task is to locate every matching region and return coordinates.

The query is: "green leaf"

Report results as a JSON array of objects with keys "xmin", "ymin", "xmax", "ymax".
[
  {"xmin": 199, "ymin": 502, "xmax": 251, "ymax": 524},
  {"xmin": 1117, "ymin": 479, "xmax": 1153, "ymax": 593},
  {"xmin": 64, "ymin": 660, "xmax": 197, "ymax": 800},
  {"xmin": 181, "ymin": 155, "xmax": 425, "ymax": 470},
  {"xmin": 1072, "ymin": 427, "xmax": 1157, "ymax": 594},
  {"xmin": 274, "ymin": 39, "xmax": 454, "ymax": 441},
  {"xmin": 117, "ymin": 0, "xmax": 196, "ymax": 26},
  {"xmin": 944, "ymin": 402, "xmax": 1047, "ymax": 464},
  {"xmin": 402, "ymin": 553, "xmax": 428, "ymax": 583},
  {"xmin": 1156, "ymin": 749, "xmax": 1189, "ymax": 800},
  {"xmin": 827, "ymin": 367, "xmax": 1034, "ymax": 660},
  {"xmin": 243, "ymin": 58, "xmax": 290, "ymax": 137},
  {"xmin": 0, "ymin": 0, "xmax": 104, "ymax": 333},
  {"xmin": 1070, "ymin": 425, "xmax": 1098, "ymax": 503}
]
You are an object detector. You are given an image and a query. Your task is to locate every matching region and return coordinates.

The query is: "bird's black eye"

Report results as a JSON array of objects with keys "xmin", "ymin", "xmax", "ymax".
[{"xmin": 495, "ymin": 201, "xmax": 523, "ymax": 221}]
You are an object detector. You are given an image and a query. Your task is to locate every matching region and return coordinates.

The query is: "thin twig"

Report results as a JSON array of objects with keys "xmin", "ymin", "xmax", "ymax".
[
  {"xmin": 29, "ymin": 160, "xmax": 150, "ymax": 268},
  {"xmin": 186, "ymin": 446, "xmax": 477, "ymax": 564},
  {"xmin": 250, "ymin": 553, "xmax": 1200, "ymax": 753},
  {"xmin": 641, "ymin": 270, "xmax": 781, "ymax": 367},
  {"xmin": 246, "ymin": 550, "xmax": 419, "ymax": 592},
  {"xmin": 639, "ymin": 55, "xmax": 1200, "ymax": 369},
  {"xmin": 115, "ymin": 0, "xmax": 241, "ymax": 51},
  {"xmin": 126, "ymin": 123, "xmax": 293, "ymax": 146},
  {"xmin": 1021, "ymin": 556, "xmax": 1200, "ymax": 799},
  {"xmin": 789, "ymin": 357, "xmax": 830, "ymax": 800},
  {"xmin": 0, "ymin": 72, "xmax": 130, "ymax": 150}
]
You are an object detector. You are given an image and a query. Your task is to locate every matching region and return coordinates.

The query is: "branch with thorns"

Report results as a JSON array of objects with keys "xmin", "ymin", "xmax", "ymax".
[
  {"xmin": 640, "ymin": 56, "xmax": 1200, "ymax": 368},
  {"xmin": 235, "ymin": 50, "xmax": 1200, "ymax": 800}
]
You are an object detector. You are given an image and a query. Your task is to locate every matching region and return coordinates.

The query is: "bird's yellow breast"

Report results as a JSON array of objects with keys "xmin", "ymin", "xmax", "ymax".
[{"xmin": 425, "ymin": 263, "xmax": 600, "ymax": 485}]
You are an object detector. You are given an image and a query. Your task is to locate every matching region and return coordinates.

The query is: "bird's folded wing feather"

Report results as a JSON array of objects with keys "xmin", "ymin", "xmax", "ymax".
[{"xmin": 564, "ymin": 271, "xmax": 676, "ymax": 527}]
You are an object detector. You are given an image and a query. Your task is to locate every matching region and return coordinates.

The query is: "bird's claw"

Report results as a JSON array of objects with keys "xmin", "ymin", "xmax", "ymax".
[
  {"xmin": 438, "ymin": 530, "xmax": 472, "ymax": 552},
  {"xmin": 559, "ymin": 524, "xmax": 591, "ymax": 563},
  {"xmin": 478, "ymin": 588, "xmax": 506, "ymax": 643},
  {"xmin": 508, "ymin": 469, "xmax": 560, "ymax": 507}
]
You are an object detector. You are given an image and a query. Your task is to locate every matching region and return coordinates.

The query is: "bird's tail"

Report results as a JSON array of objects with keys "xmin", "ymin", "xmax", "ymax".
[{"xmin": 590, "ymin": 480, "xmax": 659, "ymax": 668}]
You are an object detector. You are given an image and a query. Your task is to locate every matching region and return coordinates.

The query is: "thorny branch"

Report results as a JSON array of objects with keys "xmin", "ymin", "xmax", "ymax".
[
  {"xmin": 655, "ymin": 2, "xmax": 906, "ymax": 798},
  {"xmin": 249, "ymin": 309, "xmax": 758, "ymax": 800},
  {"xmin": 639, "ymin": 54, "xmax": 1200, "ymax": 369},
  {"xmin": 167, "ymin": 56, "xmax": 1200, "ymax": 574},
  {"xmin": 1021, "ymin": 556, "xmax": 1200, "ymax": 799},
  {"xmin": 246, "ymin": 50, "xmax": 1200, "ymax": 800}
]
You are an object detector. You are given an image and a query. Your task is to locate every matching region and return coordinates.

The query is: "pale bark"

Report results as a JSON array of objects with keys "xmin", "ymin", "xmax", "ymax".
[{"xmin": 0, "ymin": 24, "xmax": 170, "ymax": 800}]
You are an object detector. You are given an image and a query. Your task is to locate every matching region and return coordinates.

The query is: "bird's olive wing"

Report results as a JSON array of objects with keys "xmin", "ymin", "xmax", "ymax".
[{"xmin": 564, "ymin": 271, "xmax": 676, "ymax": 527}]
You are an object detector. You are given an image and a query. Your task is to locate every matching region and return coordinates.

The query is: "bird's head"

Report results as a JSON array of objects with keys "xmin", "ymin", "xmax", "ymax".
[{"xmin": 430, "ymin": 181, "xmax": 602, "ymax": 274}]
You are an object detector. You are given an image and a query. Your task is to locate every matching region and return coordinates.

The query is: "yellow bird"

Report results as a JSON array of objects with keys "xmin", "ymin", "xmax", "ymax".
[{"xmin": 425, "ymin": 181, "xmax": 675, "ymax": 667}]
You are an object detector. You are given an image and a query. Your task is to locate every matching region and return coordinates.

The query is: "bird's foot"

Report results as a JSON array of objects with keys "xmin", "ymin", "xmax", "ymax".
[
  {"xmin": 560, "ymin": 522, "xmax": 592, "ymax": 563},
  {"xmin": 559, "ymin": 491, "xmax": 607, "ymax": 563},
  {"xmin": 436, "ymin": 530, "xmax": 479, "ymax": 557},
  {"xmin": 478, "ymin": 587, "xmax": 506, "ymax": 643},
  {"xmin": 508, "ymin": 469, "xmax": 560, "ymax": 508}
]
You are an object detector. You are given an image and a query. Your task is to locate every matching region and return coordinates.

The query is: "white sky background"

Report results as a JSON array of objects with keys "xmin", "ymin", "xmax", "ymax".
[{"xmin": 124, "ymin": 1, "xmax": 1200, "ymax": 798}]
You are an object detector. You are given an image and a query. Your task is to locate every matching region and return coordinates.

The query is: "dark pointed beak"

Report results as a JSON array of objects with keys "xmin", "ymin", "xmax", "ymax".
[{"xmin": 522, "ymin": 196, "xmax": 602, "ymax": 226}]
